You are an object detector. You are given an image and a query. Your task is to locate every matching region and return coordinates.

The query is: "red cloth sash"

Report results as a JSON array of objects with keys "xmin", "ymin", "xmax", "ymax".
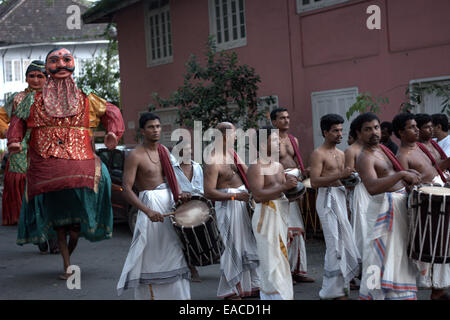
[
  {"xmin": 288, "ymin": 134, "xmax": 305, "ymax": 174},
  {"xmin": 158, "ymin": 143, "xmax": 180, "ymax": 203},
  {"xmin": 417, "ymin": 142, "xmax": 447, "ymax": 183},
  {"xmin": 430, "ymin": 139, "xmax": 447, "ymax": 160},
  {"xmin": 379, "ymin": 144, "xmax": 405, "ymax": 172},
  {"xmin": 232, "ymin": 150, "xmax": 249, "ymax": 190}
]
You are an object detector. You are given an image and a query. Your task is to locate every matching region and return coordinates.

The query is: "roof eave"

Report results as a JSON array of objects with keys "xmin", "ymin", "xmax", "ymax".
[{"xmin": 82, "ymin": 0, "xmax": 141, "ymax": 24}]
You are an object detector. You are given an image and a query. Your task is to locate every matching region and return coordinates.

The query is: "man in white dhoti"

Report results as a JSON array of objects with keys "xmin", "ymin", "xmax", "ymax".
[
  {"xmin": 309, "ymin": 114, "xmax": 361, "ymax": 300},
  {"xmin": 271, "ymin": 108, "xmax": 314, "ymax": 284},
  {"xmin": 396, "ymin": 113, "xmax": 450, "ymax": 300},
  {"xmin": 432, "ymin": 113, "xmax": 450, "ymax": 157},
  {"xmin": 344, "ymin": 117, "xmax": 365, "ymax": 256},
  {"xmin": 117, "ymin": 113, "xmax": 191, "ymax": 300},
  {"xmin": 346, "ymin": 115, "xmax": 374, "ymax": 294},
  {"xmin": 247, "ymin": 126, "xmax": 297, "ymax": 300},
  {"xmin": 203, "ymin": 122, "xmax": 259, "ymax": 300},
  {"xmin": 171, "ymin": 138, "xmax": 204, "ymax": 282},
  {"xmin": 356, "ymin": 112, "xmax": 421, "ymax": 300}
]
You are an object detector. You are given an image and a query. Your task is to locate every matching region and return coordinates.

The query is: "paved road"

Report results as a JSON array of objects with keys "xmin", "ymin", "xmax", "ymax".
[{"xmin": 0, "ymin": 221, "xmax": 432, "ymax": 300}]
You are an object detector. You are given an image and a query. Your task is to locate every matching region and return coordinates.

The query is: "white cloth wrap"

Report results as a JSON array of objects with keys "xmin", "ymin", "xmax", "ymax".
[
  {"xmin": 252, "ymin": 196, "xmax": 294, "ymax": 300},
  {"xmin": 117, "ymin": 184, "xmax": 190, "ymax": 300}
]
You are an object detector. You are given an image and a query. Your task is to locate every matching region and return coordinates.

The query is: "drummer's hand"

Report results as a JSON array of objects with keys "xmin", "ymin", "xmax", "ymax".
[
  {"xmin": 179, "ymin": 192, "xmax": 191, "ymax": 203},
  {"xmin": 284, "ymin": 174, "xmax": 298, "ymax": 191},
  {"xmin": 304, "ymin": 167, "xmax": 311, "ymax": 178},
  {"xmin": 340, "ymin": 167, "xmax": 354, "ymax": 179},
  {"xmin": 236, "ymin": 192, "xmax": 250, "ymax": 202},
  {"xmin": 147, "ymin": 211, "xmax": 164, "ymax": 223},
  {"xmin": 406, "ymin": 169, "xmax": 421, "ymax": 177},
  {"xmin": 402, "ymin": 170, "xmax": 421, "ymax": 186}
]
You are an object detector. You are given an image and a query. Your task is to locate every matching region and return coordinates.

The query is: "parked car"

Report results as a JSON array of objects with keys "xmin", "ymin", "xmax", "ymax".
[{"xmin": 96, "ymin": 145, "xmax": 138, "ymax": 233}]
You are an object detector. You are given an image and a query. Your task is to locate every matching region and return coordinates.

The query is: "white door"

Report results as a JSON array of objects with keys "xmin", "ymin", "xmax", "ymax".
[
  {"xmin": 413, "ymin": 77, "xmax": 450, "ymax": 115},
  {"xmin": 311, "ymin": 87, "xmax": 359, "ymax": 151}
]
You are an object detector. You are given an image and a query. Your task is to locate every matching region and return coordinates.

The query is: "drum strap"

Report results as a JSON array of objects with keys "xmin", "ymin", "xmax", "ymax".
[
  {"xmin": 232, "ymin": 150, "xmax": 249, "ymax": 190},
  {"xmin": 417, "ymin": 142, "xmax": 447, "ymax": 183},
  {"xmin": 158, "ymin": 143, "xmax": 180, "ymax": 203},
  {"xmin": 288, "ymin": 134, "xmax": 305, "ymax": 174},
  {"xmin": 379, "ymin": 144, "xmax": 404, "ymax": 172},
  {"xmin": 430, "ymin": 139, "xmax": 448, "ymax": 160}
]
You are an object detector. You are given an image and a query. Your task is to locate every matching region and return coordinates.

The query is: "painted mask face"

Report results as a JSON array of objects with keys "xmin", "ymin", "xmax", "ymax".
[
  {"xmin": 26, "ymin": 71, "xmax": 47, "ymax": 90},
  {"xmin": 46, "ymin": 48, "xmax": 75, "ymax": 79}
]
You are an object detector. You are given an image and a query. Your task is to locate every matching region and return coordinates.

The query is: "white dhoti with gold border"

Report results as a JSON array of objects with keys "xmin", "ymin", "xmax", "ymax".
[{"xmin": 252, "ymin": 196, "xmax": 294, "ymax": 300}]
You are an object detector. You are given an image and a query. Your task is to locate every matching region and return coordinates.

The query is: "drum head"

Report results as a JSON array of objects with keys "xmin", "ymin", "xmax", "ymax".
[
  {"xmin": 284, "ymin": 181, "xmax": 306, "ymax": 201},
  {"xmin": 173, "ymin": 197, "xmax": 211, "ymax": 227},
  {"xmin": 418, "ymin": 186, "xmax": 450, "ymax": 196},
  {"xmin": 303, "ymin": 178, "xmax": 312, "ymax": 189}
]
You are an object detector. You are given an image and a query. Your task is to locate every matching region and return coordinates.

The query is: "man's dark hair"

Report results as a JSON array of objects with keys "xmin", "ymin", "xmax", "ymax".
[
  {"xmin": 432, "ymin": 113, "xmax": 449, "ymax": 132},
  {"xmin": 392, "ymin": 113, "xmax": 416, "ymax": 139},
  {"xmin": 414, "ymin": 113, "xmax": 432, "ymax": 130},
  {"xmin": 349, "ymin": 118, "xmax": 358, "ymax": 140},
  {"xmin": 380, "ymin": 121, "xmax": 393, "ymax": 135},
  {"xmin": 353, "ymin": 112, "xmax": 380, "ymax": 134},
  {"xmin": 139, "ymin": 112, "xmax": 160, "ymax": 129},
  {"xmin": 320, "ymin": 114, "xmax": 344, "ymax": 137},
  {"xmin": 270, "ymin": 107, "xmax": 288, "ymax": 121}
]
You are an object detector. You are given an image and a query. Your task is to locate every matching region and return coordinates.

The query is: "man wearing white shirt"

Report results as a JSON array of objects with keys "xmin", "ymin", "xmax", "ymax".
[
  {"xmin": 432, "ymin": 113, "xmax": 450, "ymax": 157},
  {"xmin": 171, "ymin": 138, "xmax": 204, "ymax": 282}
]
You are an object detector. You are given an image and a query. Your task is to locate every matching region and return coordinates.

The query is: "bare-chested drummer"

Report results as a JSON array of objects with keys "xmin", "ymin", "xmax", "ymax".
[
  {"xmin": 247, "ymin": 126, "xmax": 297, "ymax": 300},
  {"xmin": 309, "ymin": 114, "xmax": 360, "ymax": 300},
  {"xmin": 345, "ymin": 118, "xmax": 364, "ymax": 171},
  {"xmin": 355, "ymin": 112, "xmax": 420, "ymax": 300},
  {"xmin": 270, "ymin": 107, "xmax": 314, "ymax": 284},
  {"xmin": 117, "ymin": 112, "xmax": 191, "ymax": 300},
  {"xmin": 395, "ymin": 113, "xmax": 450, "ymax": 300},
  {"xmin": 203, "ymin": 122, "xmax": 259, "ymax": 300},
  {"xmin": 344, "ymin": 114, "xmax": 369, "ymax": 275}
]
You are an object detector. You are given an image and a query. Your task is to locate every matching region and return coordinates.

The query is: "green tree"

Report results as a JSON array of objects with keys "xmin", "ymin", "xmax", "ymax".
[
  {"xmin": 346, "ymin": 92, "xmax": 389, "ymax": 120},
  {"xmin": 76, "ymin": 23, "xmax": 120, "ymax": 107},
  {"xmin": 152, "ymin": 37, "xmax": 271, "ymax": 131}
]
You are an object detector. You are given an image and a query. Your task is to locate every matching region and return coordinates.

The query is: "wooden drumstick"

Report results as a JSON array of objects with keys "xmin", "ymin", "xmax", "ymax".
[{"xmin": 162, "ymin": 211, "xmax": 176, "ymax": 217}]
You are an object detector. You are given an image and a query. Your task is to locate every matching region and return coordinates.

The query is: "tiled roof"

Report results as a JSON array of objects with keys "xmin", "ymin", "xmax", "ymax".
[
  {"xmin": 82, "ymin": 0, "xmax": 140, "ymax": 24},
  {"xmin": 0, "ymin": 0, "xmax": 107, "ymax": 46}
]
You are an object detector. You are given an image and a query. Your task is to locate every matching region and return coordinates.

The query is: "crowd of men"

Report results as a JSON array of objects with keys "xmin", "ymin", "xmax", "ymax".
[{"xmin": 1, "ymin": 47, "xmax": 450, "ymax": 300}]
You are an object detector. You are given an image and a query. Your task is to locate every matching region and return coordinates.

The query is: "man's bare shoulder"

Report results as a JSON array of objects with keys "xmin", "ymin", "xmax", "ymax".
[
  {"xmin": 127, "ymin": 145, "xmax": 143, "ymax": 158},
  {"xmin": 310, "ymin": 147, "xmax": 325, "ymax": 162},
  {"xmin": 396, "ymin": 146, "xmax": 409, "ymax": 158},
  {"xmin": 357, "ymin": 148, "xmax": 375, "ymax": 164},
  {"xmin": 345, "ymin": 143, "xmax": 362, "ymax": 155}
]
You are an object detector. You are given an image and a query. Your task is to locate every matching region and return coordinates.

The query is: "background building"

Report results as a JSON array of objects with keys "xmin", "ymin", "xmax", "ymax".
[
  {"xmin": 0, "ymin": 0, "xmax": 109, "ymax": 105},
  {"xmin": 84, "ymin": 0, "xmax": 450, "ymax": 157}
]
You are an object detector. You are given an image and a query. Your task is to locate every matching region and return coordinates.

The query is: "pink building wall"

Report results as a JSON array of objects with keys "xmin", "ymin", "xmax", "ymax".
[{"xmin": 113, "ymin": 0, "xmax": 450, "ymax": 164}]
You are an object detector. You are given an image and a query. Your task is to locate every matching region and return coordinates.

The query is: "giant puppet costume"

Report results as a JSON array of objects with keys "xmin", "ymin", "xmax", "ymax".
[
  {"xmin": 0, "ymin": 61, "xmax": 47, "ymax": 227},
  {"xmin": 7, "ymin": 48, "xmax": 124, "ymax": 277}
]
